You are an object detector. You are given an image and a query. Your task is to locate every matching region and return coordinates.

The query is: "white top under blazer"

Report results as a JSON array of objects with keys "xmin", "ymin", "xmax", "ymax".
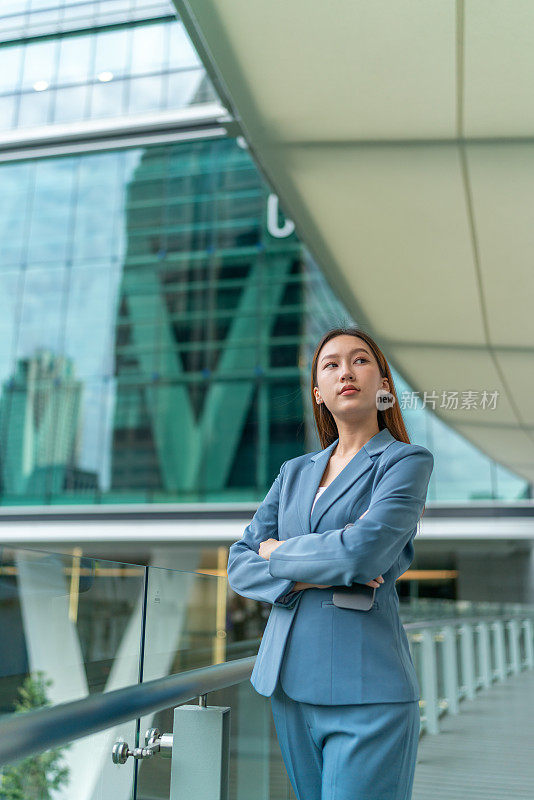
[{"xmin": 311, "ymin": 485, "xmax": 327, "ymax": 515}]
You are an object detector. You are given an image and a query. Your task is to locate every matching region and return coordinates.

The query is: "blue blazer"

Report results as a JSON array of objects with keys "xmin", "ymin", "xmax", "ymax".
[{"xmin": 226, "ymin": 427, "xmax": 434, "ymax": 704}]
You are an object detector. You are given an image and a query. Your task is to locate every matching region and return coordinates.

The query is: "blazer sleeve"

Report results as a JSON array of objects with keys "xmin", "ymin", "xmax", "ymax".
[
  {"xmin": 226, "ymin": 461, "xmax": 304, "ymax": 609},
  {"xmin": 267, "ymin": 446, "xmax": 433, "ymax": 586}
]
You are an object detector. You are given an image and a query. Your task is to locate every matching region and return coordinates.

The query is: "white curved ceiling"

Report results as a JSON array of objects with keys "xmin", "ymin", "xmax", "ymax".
[{"xmin": 173, "ymin": 0, "xmax": 534, "ymax": 485}]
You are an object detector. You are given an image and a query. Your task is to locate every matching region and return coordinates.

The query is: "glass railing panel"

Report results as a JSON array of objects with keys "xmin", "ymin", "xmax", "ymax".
[
  {"xmin": 139, "ymin": 560, "xmax": 269, "ymax": 682},
  {"xmin": 135, "ymin": 563, "xmax": 221, "ymax": 799},
  {"xmin": 0, "ymin": 545, "xmax": 146, "ymax": 799},
  {"xmin": 1, "ymin": 680, "xmax": 294, "ymax": 800},
  {"xmin": 141, "ymin": 564, "xmax": 221, "ymax": 683},
  {"xmin": 2, "ymin": 547, "xmax": 534, "ymax": 800},
  {"xmin": 0, "ymin": 718, "xmax": 138, "ymax": 800},
  {"xmin": 134, "ymin": 678, "xmax": 294, "ymax": 800},
  {"xmin": 0, "ymin": 546, "xmax": 146, "ymax": 706},
  {"xmin": 135, "ymin": 564, "xmax": 292, "ymax": 799}
]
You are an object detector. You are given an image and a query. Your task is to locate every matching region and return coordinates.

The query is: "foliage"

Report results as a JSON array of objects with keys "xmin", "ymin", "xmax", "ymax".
[{"xmin": 0, "ymin": 671, "xmax": 70, "ymax": 800}]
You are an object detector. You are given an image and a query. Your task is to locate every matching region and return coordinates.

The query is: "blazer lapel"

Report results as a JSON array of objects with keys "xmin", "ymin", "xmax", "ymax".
[
  {"xmin": 297, "ymin": 428, "xmax": 397, "ymax": 535},
  {"xmin": 296, "ymin": 440, "xmax": 337, "ymax": 535}
]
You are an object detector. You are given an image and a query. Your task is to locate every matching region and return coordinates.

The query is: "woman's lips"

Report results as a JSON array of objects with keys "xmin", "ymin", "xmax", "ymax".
[{"xmin": 340, "ymin": 388, "xmax": 359, "ymax": 395}]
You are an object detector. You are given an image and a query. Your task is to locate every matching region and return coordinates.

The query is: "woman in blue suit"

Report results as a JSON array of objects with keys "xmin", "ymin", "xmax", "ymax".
[{"xmin": 227, "ymin": 325, "xmax": 434, "ymax": 800}]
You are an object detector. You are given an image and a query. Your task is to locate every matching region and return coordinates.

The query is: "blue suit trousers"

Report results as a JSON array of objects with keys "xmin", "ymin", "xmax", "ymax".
[{"xmin": 269, "ymin": 679, "xmax": 420, "ymax": 800}]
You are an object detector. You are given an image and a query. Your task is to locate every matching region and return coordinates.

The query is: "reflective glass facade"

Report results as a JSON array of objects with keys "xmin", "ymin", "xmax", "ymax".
[
  {"xmin": 0, "ymin": 7, "xmax": 215, "ymax": 131},
  {"xmin": 0, "ymin": 2, "xmax": 528, "ymax": 505}
]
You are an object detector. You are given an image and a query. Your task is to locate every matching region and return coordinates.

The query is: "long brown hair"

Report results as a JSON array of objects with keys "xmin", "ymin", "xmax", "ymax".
[{"xmin": 310, "ymin": 326, "xmax": 427, "ymax": 518}]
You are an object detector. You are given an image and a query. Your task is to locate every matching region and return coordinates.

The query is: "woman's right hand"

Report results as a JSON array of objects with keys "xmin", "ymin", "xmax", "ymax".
[
  {"xmin": 292, "ymin": 581, "xmax": 329, "ymax": 591},
  {"xmin": 366, "ymin": 575, "xmax": 384, "ymax": 588},
  {"xmin": 292, "ymin": 576, "xmax": 384, "ymax": 592}
]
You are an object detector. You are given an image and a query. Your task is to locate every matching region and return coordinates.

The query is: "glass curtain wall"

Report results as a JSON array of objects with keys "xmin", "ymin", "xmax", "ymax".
[
  {"xmin": 0, "ymin": 3, "xmax": 527, "ymax": 505},
  {"xmin": 0, "ymin": 9, "xmax": 216, "ymax": 132},
  {"xmin": 0, "ymin": 136, "xmax": 528, "ymax": 505}
]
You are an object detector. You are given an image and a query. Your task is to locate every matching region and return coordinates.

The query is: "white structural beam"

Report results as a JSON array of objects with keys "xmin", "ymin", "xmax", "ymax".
[{"xmin": 2, "ymin": 506, "xmax": 534, "ymax": 547}]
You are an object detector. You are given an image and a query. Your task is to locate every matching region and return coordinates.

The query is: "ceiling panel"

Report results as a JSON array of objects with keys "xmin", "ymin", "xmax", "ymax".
[
  {"xmin": 466, "ymin": 143, "xmax": 534, "ymax": 346},
  {"xmin": 270, "ymin": 142, "xmax": 483, "ymax": 343},
  {"xmin": 464, "ymin": 2, "xmax": 534, "ymax": 136},
  {"xmin": 388, "ymin": 346, "xmax": 514, "ymax": 424},
  {"xmin": 192, "ymin": 0, "xmax": 457, "ymax": 141},
  {"xmin": 494, "ymin": 353, "xmax": 534, "ymax": 426}
]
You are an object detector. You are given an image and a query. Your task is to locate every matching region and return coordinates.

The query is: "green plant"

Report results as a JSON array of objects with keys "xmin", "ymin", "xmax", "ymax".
[{"xmin": 0, "ymin": 671, "xmax": 70, "ymax": 799}]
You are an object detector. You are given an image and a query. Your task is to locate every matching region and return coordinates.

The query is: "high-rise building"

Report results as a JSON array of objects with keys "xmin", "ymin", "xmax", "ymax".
[{"xmin": 0, "ymin": 350, "xmax": 89, "ymax": 496}]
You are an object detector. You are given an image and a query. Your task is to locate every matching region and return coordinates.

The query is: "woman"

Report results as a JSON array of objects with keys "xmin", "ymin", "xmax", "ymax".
[{"xmin": 226, "ymin": 326, "xmax": 434, "ymax": 800}]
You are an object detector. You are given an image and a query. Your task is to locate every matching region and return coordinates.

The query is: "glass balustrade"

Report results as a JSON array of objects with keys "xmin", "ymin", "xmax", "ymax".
[
  {"xmin": 1, "ymin": 544, "xmax": 533, "ymax": 799},
  {"xmin": 0, "ymin": 545, "xmax": 295, "ymax": 800}
]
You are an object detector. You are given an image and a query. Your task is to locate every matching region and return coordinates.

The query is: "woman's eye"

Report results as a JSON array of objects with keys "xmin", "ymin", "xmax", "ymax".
[{"xmin": 324, "ymin": 358, "xmax": 367, "ymax": 368}]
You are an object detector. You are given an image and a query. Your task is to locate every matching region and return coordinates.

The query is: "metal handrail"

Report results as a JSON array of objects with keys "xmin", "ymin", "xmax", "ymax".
[
  {"xmin": 0, "ymin": 656, "xmax": 255, "ymax": 769},
  {"xmin": 403, "ymin": 611, "xmax": 532, "ymax": 630},
  {"xmin": 1, "ymin": 610, "xmax": 532, "ymax": 769}
]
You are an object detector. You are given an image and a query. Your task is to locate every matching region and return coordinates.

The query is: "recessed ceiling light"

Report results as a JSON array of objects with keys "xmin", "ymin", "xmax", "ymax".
[
  {"xmin": 97, "ymin": 71, "xmax": 114, "ymax": 82},
  {"xmin": 33, "ymin": 80, "xmax": 49, "ymax": 91}
]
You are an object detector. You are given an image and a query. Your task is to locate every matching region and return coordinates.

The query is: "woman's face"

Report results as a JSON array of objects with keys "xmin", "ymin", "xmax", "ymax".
[{"xmin": 314, "ymin": 335, "xmax": 389, "ymax": 423}]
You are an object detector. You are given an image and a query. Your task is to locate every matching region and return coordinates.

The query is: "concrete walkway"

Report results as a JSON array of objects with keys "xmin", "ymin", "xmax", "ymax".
[{"xmin": 413, "ymin": 669, "xmax": 534, "ymax": 799}]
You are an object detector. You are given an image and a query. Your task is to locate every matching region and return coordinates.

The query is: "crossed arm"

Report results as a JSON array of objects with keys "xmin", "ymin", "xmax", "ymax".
[
  {"xmin": 226, "ymin": 461, "xmax": 305, "ymax": 608},
  {"xmin": 226, "ymin": 445, "xmax": 433, "ymax": 608}
]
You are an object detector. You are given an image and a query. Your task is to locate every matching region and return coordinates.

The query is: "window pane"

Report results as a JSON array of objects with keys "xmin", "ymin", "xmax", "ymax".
[
  {"xmin": 53, "ymin": 85, "xmax": 89, "ymax": 124},
  {"xmin": 57, "ymin": 34, "xmax": 92, "ymax": 84},
  {"xmin": 1, "ymin": 1, "xmax": 29, "ymax": 13},
  {"xmin": 168, "ymin": 23, "xmax": 200, "ymax": 69},
  {"xmin": 26, "ymin": 160, "xmax": 76, "ymax": 264},
  {"xmin": 127, "ymin": 74, "xmax": 164, "ymax": 115},
  {"xmin": 0, "ymin": 164, "xmax": 29, "ymax": 264},
  {"xmin": 0, "ymin": 45, "xmax": 23, "ymax": 92},
  {"xmin": 94, "ymin": 28, "xmax": 130, "ymax": 79},
  {"xmin": 166, "ymin": 70, "xmax": 206, "ymax": 109},
  {"xmin": 17, "ymin": 88, "xmax": 51, "ymax": 128},
  {"xmin": 130, "ymin": 23, "xmax": 166, "ymax": 74},
  {"xmin": 90, "ymin": 79, "xmax": 125, "ymax": 118},
  {"xmin": 0, "ymin": 271, "xmax": 21, "ymax": 377},
  {"xmin": 16, "ymin": 267, "xmax": 67, "ymax": 359},
  {"xmin": 0, "ymin": 95, "xmax": 16, "ymax": 130},
  {"xmin": 21, "ymin": 39, "xmax": 58, "ymax": 88}
]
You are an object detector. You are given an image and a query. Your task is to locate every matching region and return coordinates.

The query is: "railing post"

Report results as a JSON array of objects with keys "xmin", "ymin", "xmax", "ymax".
[
  {"xmin": 507, "ymin": 619, "xmax": 521, "ymax": 675},
  {"xmin": 522, "ymin": 619, "xmax": 534, "ymax": 668},
  {"xmin": 420, "ymin": 629, "xmax": 439, "ymax": 734},
  {"xmin": 170, "ymin": 701, "xmax": 231, "ymax": 800},
  {"xmin": 492, "ymin": 620, "xmax": 506, "ymax": 682},
  {"xmin": 441, "ymin": 625, "xmax": 459, "ymax": 714},
  {"xmin": 476, "ymin": 622, "xmax": 492, "ymax": 689},
  {"xmin": 459, "ymin": 623, "xmax": 475, "ymax": 700}
]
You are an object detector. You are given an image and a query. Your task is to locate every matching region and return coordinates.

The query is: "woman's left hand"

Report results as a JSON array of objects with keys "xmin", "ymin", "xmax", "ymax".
[
  {"xmin": 259, "ymin": 512, "xmax": 370, "ymax": 561},
  {"xmin": 258, "ymin": 538, "xmax": 285, "ymax": 560}
]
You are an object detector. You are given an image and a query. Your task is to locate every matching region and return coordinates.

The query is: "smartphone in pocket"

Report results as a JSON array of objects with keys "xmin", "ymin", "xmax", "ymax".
[{"xmin": 332, "ymin": 582, "xmax": 376, "ymax": 611}]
